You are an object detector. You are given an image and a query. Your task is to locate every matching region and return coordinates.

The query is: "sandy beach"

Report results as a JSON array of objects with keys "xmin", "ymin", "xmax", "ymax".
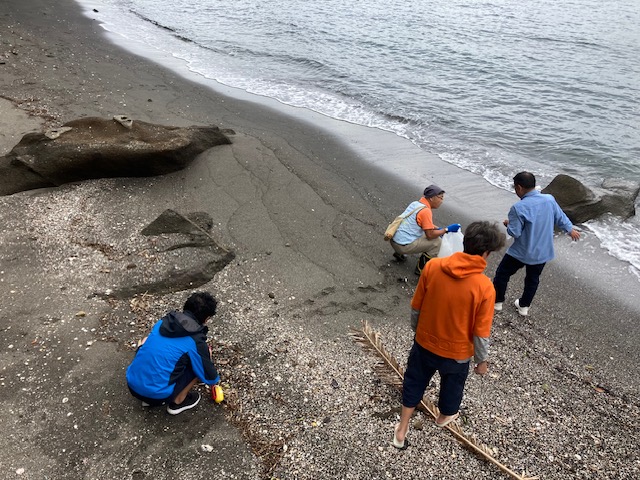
[{"xmin": 1, "ymin": 1, "xmax": 639, "ymax": 479}]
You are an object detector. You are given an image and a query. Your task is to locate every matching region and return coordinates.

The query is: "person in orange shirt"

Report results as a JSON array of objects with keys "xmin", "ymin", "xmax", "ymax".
[
  {"xmin": 390, "ymin": 185, "xmax": 461, "ymax": 275},
  {"xmin": 392, "ymin": 221, "xmax": 505, "ymax": 449}
]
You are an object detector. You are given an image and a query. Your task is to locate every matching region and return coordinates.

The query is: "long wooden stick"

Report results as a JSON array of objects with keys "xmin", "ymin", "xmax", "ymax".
[{"xmin": 351, "ymin": 320, "xmax": 538, "ymax": 480}]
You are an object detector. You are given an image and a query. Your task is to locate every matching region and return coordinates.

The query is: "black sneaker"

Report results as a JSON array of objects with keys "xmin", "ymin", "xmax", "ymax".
[
  {"xmin": 393, "ymin": 252, "xmax": 407, "ymax": 263},
  {"xmin": 414, "ymin": 253, "xmax": 432, "ymax": 275},
  {"xmin": 167, "ymin": 391, "xmax": 201, "ymax": 415}
]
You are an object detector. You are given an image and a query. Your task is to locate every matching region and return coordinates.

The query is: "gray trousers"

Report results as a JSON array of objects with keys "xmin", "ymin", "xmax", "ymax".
[{"xmin": 391, "ymin": 234, "xmax": 441, "ymax": 257}]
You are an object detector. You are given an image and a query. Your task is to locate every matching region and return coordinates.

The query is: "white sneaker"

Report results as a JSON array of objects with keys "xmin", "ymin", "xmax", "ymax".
[
  {"xmin": 494, "ymin": 302, "xmax": 503, "ymax": 312},
  {"xmin": 515, "ymin": 299, "xmax": 529, "ymax": 316}
]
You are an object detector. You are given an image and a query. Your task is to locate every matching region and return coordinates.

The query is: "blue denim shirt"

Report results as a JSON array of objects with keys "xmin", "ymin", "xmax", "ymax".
[{"xmin": 506, "ymin": 190, "xmax": 574, "ymax": 264}]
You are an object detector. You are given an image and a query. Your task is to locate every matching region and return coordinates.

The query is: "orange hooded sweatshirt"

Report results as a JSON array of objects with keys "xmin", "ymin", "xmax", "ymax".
[{"xmin": 411, "ymin": 251, "xmax": 495, "ymax": 361}]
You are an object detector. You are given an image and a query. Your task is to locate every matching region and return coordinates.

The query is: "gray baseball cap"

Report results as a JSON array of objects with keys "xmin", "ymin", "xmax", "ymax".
[{"xmin": 423, "ymin": 184, "xmax": 445, "ymax": 198}]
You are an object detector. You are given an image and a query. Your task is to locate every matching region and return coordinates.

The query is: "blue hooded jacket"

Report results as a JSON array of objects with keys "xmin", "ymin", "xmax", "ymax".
[{"xmin": 126, "ymin": 310, "xmax": 220, "ymax": 399}]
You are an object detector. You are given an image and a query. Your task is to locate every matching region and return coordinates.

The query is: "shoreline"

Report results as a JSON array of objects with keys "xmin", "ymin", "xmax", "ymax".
[
  {"xmin": 78, "ymin": 0, "xmax": 640, "ymax": 286},
  {"xmin": 80, "ymin": 1, "xmax": 640, "ymax": 296},
  {"xmin": 1, "ymin": 0, "xmax": 639, "ymax": 479}
]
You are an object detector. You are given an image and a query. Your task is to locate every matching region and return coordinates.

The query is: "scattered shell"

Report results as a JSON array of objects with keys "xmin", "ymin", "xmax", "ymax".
[
  {"xmin": 113, "ymin": 115, "xmax": 133, "ymax": 129},
  {"xmin": 44, "ymin": 126, "xmax": 72, "ymax": 139}
]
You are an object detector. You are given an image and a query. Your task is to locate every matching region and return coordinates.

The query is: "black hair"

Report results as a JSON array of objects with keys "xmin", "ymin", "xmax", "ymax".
[
  {"xmin": 463, "ymin": 221, "xmax": 506, "ymax": 256},
  {"xmin": 183, "ymin": 291, "xmax": 218, "ymax": 324},
  {"xmin": 513, "ymin": 171, "xmax": 536, "ymax": 189}
]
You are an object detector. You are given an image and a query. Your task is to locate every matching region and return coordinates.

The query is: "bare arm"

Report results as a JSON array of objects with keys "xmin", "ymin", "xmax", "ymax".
[{"xmin": 425, "ymin": 227, "xmax": 447, "ymax": 239}]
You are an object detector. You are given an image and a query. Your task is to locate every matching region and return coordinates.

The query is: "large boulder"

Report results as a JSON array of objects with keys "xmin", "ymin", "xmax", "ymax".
[
  {"xmin": 542, "ymin": 174, "xmax": 638, "ymax": 223},
  {"xmin": 0, "ymin": 116, "xmax": 232, "ymax": 195},
  {"xmin": 94, "ymin": 209, "xmax": 235, "ymax": 299},
  {"xmin": 600, "ymin": 178, "xmax": 640, "ymax": 220}
]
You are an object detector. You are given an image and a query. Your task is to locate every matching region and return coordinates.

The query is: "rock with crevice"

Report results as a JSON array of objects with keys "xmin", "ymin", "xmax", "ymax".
[
  {"xmin": 141, "ymin": 209, "xmax": 215, "ymax": 237},
  {"xmin": 542, "ymin": 174, "xmax": 638, "ymax": 223},
  {"xmin": 93, "ymin": 209, "xmax": 234, "ymax": 299},
  {"xmin": 0, "ymin": 116, "xmax": 233, "ymax": 196}
]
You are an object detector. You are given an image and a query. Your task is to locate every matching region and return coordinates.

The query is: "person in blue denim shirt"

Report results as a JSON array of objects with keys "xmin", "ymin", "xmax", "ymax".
[{"xmin": 493, "ymin": 172, "xmax": 581, "ymax": 316}]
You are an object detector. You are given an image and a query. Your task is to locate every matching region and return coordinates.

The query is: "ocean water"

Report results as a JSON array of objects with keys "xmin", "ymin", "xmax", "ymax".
[{"xmin": 78, "ymin": 0, "xmax": 640, "ymax": 279}]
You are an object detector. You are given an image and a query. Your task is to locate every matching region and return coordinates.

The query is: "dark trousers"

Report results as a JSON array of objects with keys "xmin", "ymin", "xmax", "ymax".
[
  {"xmin": 128, "ymin": 369, "xmax": 196, "ymax": 406},
  {"xmin": 493, "ymin": 253, "xmax": 546, "ymax": 308},
  {"xmin": 402, "ymin": 341, "xmax": 469, "ymax": 416}
]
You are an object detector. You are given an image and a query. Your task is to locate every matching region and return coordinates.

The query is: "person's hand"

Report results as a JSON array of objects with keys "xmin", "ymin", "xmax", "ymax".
[
  {"xmin": 569, "ymin": 229, "xmax": 581, "ymax": 241},
  {"xmin": 445, "ymin": 223, "xmax": 461, "ymax": 233},
  {"xmin": 474, "ymin": 361, "xmax": 488, "ymax": 376},
  {"xmin": 503, "ymin": 219, "xmax": 509, "ymax": 227}
]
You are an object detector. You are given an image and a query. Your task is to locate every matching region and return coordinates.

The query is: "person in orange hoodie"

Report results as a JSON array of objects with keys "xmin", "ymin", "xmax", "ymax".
[{"xmin": 392, "ymin": 221, "xmax": 505, "ymax": 449}]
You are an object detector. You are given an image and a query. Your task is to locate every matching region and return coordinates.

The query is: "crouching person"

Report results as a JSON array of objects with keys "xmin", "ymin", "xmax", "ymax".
[
  {"xmin": 126, "ymin": 291, "xmax": 221, "ymax": 415},
  {"xmin": 392, "ymin": 221, "xmax": 505, "ymax": 449}
]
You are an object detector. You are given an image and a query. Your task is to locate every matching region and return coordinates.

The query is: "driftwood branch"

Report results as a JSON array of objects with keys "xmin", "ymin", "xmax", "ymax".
[{"xmin": 350, "ymin": 319, "xmax": 538, "ymax": 480}]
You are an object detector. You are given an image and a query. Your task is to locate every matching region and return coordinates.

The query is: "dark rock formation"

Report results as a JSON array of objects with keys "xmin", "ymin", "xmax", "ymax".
[
  {"xmin": 141, "ymin": 209, "xmax": 215, "ymax": 236},
  {"xmin": 0, "ymin": 116, "xmax": 232, "ymax": 196},
  {"xmin": 600, "ymin": 178, "xmax": 639, "ymax": 220},
  {"xmin": 542, "ymin": 174, "xmax": 638, "ymax": 223},
  {"xmin": 94, "ymin": 209, "xmax": 235, "ymax": 299}
]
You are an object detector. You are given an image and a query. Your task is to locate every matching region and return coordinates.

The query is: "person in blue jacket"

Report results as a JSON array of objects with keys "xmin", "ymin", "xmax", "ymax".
[{"xmin": 126, "ymin": 291, "xmax": 221, "ymax": 415}]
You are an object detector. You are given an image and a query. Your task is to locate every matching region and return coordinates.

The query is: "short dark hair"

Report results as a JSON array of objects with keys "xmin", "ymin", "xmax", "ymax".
[
  {"xmin": 513, "ymin": 171, "xmax": 536, "ymax": 189},
  {"xmin": 463, "ymin": 221, "xmax": 505, "ymax": 256},
  {"xmin": 183, "ymin": 291, "xmax": 217, "ymax": 324}
]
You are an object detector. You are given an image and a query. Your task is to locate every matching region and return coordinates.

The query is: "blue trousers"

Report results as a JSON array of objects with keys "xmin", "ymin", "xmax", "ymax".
[
  {"xmin": 402, "ymin": 341, "xmax": 469, "ymax": 416},
  {"xmin": 493, "ymin": 253, "xmax": 546, "ymax": 308}
]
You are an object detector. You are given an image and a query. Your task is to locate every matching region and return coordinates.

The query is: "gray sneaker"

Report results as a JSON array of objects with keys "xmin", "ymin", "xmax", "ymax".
[
  {"xmin": 393, "ymin": 252, "xmax": 407, "ymax": 263},
  {"xmin": 167, "ymin": 391, "xmax": 201, "ymax": 415}
]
